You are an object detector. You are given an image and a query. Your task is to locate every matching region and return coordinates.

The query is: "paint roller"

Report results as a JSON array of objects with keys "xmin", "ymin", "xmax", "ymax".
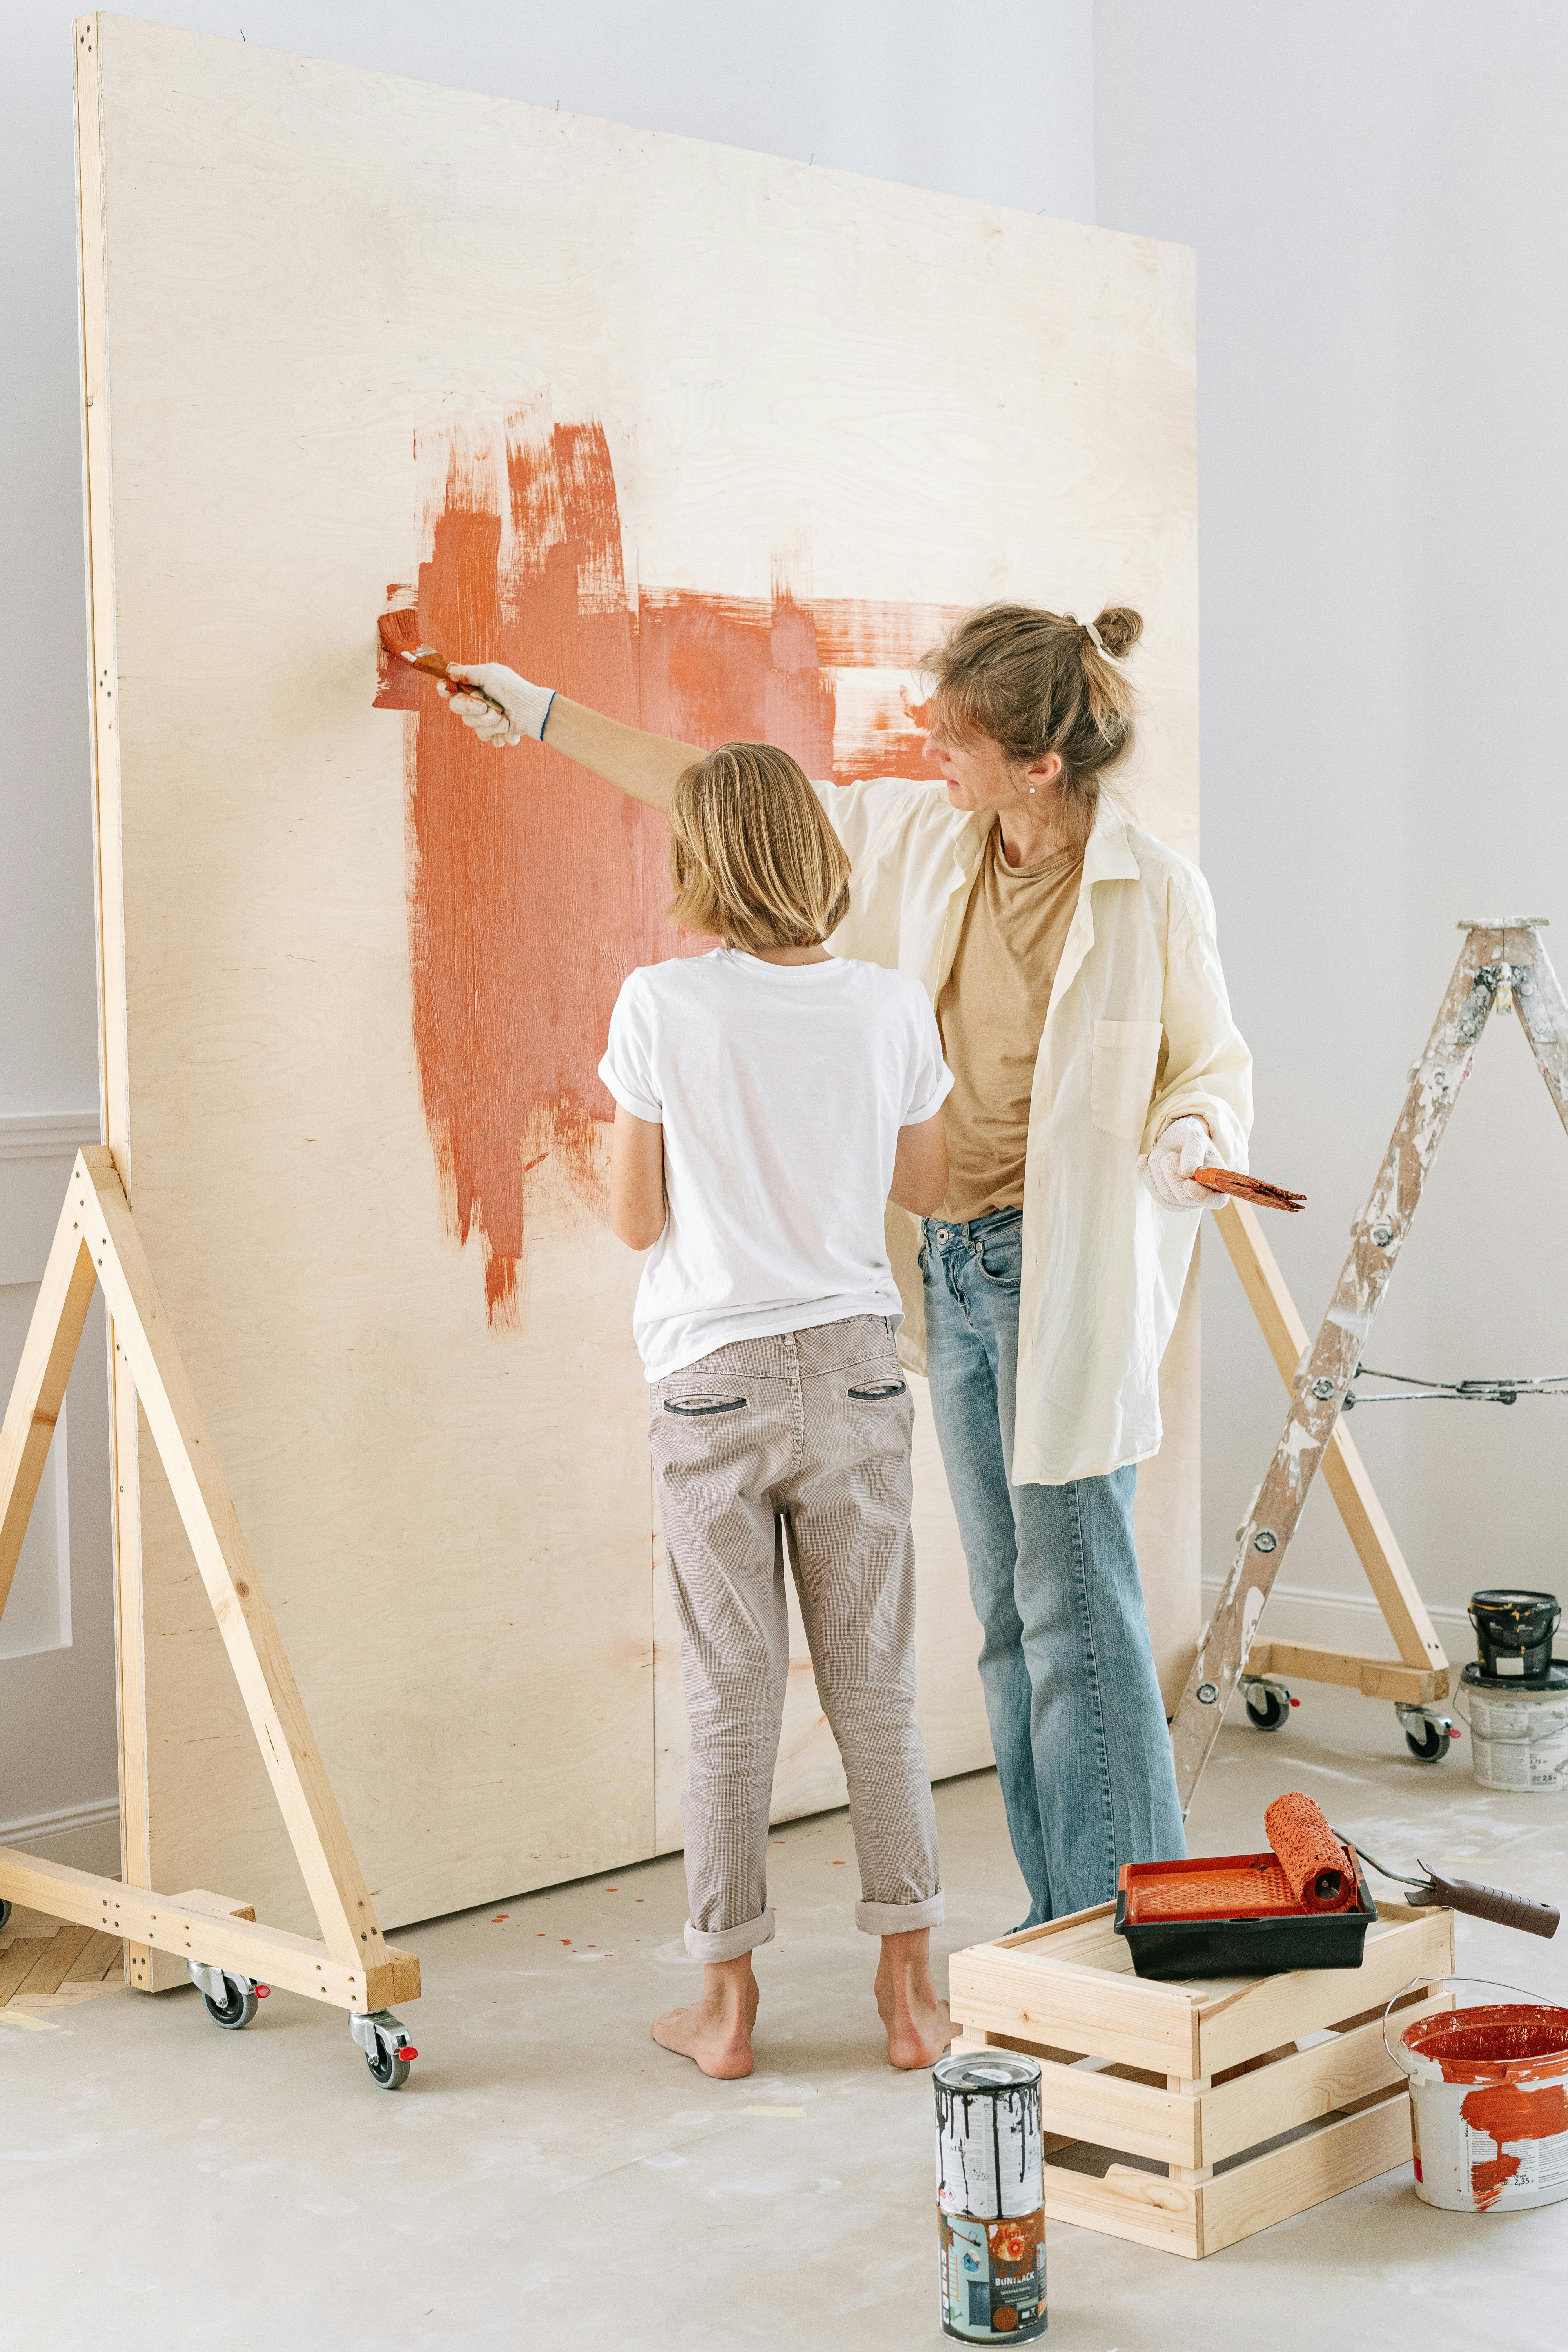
[
  {"xmin": 1264, "ymin": 1792, "xmax": 1357, "ymax": 1911},
  {"xmin": 377, "ymin": 606, "xmax": 510, "ymax": 717},
  {"xmin": 1261, "ymin": 1794, "xmax": 1559, "ymax": 1937}
]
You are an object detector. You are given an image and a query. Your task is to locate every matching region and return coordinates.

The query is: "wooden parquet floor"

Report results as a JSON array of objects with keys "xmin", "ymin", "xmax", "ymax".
[{"xmin": 0, "ymin": 1924, "xmax": 122, "ymax": 2006}]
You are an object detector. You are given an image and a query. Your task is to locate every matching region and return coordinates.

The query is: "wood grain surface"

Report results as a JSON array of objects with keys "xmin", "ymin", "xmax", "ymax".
[{"xmin": 78, "ymin": 14, "xmax": 1199, "ymax": 1931}]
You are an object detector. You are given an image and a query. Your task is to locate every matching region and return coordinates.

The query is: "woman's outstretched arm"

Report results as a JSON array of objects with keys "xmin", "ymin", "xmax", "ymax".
[{"xmin": 441, "ymin": 661, "xmax": 699, "ymax": 814}]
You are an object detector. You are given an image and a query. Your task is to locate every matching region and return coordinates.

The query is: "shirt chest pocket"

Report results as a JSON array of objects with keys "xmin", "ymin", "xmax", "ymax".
[{"xmin": 1090, "ymin": 1019, "xmax": 1164, "ymax": 1139}]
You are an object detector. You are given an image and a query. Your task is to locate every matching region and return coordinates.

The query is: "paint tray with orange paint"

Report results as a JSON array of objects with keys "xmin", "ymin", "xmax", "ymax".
[{"xmin": 1114, "ymin": 1846, "xmax": 1377, "ymax": 1980}]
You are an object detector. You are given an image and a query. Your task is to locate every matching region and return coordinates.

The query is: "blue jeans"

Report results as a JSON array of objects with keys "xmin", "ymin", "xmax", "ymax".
[{"xmin": 922, "ymin": 1207, "xmax": 1186, "ymax": 1924}]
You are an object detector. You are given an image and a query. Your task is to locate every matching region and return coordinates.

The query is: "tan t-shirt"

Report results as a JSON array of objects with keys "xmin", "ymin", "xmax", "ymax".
[{"xmin": 935, "ymin": 827, "xmax": 1085, "ymax": 1221}]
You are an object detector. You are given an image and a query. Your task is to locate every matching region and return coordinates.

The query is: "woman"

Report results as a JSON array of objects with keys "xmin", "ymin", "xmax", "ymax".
[{"xmin": 438, "ymin": 602, "xmax": 1250, "ymax": 1925}]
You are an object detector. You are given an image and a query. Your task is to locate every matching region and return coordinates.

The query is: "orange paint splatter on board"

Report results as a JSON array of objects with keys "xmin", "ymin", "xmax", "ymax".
[{"xmin": 378, "ymin": 411, "xmax": 958, "ymax": 1322}]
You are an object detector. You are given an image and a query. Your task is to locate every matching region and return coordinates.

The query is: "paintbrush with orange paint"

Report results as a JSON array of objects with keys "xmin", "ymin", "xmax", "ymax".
[
  {"xmin": 377, "ymin": 607, "xmax": 510, "ymax": 717},
  {"xmin": 1193, "ymin": 1168, "xmax": 1307, "ymax": 1214}
]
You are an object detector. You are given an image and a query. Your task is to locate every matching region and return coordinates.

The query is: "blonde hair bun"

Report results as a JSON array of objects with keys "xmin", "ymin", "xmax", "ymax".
[{"xmin": 1093, "ymin": 606, "xmax": 1143, "ymax": 660}]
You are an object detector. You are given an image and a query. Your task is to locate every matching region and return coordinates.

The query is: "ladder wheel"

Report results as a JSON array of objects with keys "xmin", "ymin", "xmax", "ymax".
[
  {"xmin": 1404, "ymin": 1718, "xmax": 1451, "ymax": 1764},
  {"xmin": 1243, "ymin": 1687, "xmax": 1290, "ymax": 1731},
  {"xmin": 202, "ymin": 1975, "xmax": 259, "ymax": 2029}
]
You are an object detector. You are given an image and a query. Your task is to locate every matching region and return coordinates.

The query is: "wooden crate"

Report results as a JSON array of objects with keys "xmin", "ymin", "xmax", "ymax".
[{"xmin": 948, "ymin": 1896, "xmax": 1454, "ymax": 2260}]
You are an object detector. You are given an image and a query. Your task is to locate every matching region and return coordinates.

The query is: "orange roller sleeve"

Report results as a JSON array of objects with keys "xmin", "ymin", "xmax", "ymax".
[{"xmin": 1265, "ymin": 1792, "xmax": 1356, "ymax": 1912}]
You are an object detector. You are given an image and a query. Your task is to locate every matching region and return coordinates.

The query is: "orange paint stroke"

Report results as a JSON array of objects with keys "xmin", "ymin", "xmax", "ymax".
[
  {"xmin": 378, "ymin": 409, "xmax": 960, "ymax": 1323},
  {"xmin": 1460, "ymin": 2079, "xmax": 1568, "ymax": 2209}
]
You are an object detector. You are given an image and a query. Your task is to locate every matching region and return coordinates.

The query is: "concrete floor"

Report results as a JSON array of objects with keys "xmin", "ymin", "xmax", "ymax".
[{"xmin": 3, "ymin": 1686, "xmax": 1566, "ymax": 2351}]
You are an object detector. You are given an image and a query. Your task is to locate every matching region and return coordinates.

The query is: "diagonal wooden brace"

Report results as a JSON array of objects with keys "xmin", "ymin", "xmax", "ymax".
[
  {"xmin": 1213, "ymin": 1198, "xmax": 1447, "ymax": 1693},
  {"xmin": 0, "ymin": 1192, "xmax": 98, "ymax": 1620}
]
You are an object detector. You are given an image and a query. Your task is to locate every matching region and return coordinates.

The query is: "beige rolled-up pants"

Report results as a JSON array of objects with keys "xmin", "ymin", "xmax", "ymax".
[{"xmin": 651, "ymin": 1314, "xmax": 945, "ymax": 1964}]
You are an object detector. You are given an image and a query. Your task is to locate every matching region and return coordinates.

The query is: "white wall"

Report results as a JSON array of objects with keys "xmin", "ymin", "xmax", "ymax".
[
  {"xmin": 0, "ymin": 5, "xmax": 1096, "ymax": 1829},
  {"xmin": 1096, "ymin": 0, "xmax": 1568, "ymax": 1657}
]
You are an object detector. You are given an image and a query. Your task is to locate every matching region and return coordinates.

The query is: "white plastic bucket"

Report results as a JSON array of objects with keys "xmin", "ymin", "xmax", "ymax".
[
  {"xmin": 1456, "ymin": 1681, "xmax": 1568, "ymax": 1792},
  {"xmin": 1385, "ymin": 1976, "xmax": 1568, "ymax": 2213}
]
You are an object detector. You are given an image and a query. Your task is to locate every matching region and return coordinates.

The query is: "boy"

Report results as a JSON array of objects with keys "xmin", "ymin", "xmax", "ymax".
[{"xmin": 598, "ymin": 740, "xmax": 953, "ymax": 2079}]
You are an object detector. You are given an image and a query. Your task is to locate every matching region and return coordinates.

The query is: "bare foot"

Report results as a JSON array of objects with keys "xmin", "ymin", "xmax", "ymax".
[
  {"xmin": 875, "ymin": 1927, "xmax": 953, "ymax": 2070},
  {"xmin": 651, "ymin": 1955, "xmax": 759, "ymax": 2079}
]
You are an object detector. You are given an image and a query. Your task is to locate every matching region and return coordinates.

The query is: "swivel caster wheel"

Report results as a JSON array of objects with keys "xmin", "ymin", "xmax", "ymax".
[
  {"xmin": 350, "ymin": 2007, "xmax": 418, "ymax": 2090},
  {"xmin": 367, "ymin": 2041, "xmax": 412, "ymax": 2091},
  {"xmin": 0, "ymin": 1899, "xmax": 11, "ymax": 1932},
  {"xmin": 1241, "ymin": 1678, "xmax": 1293, "ymax": 1732},
  {"xmin": 1395, "ymin": 1704, "xmax": 1453, "ymax": 1764},
  {"xmin": 188, "ymin": 1958, "xmax": 267, "ymax": 2028}
]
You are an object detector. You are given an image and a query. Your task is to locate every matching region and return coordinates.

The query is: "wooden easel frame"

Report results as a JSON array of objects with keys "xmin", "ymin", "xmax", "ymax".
[
  {"xmin": 0, "ymin": 1149, "xmax": 419, "ymax": 2018},
  {"xmin": 1171, "ymin": 918, "xmax": 1568, "ymax": 1806}
]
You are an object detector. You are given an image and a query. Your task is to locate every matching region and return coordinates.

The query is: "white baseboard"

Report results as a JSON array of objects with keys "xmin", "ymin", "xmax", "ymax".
[
  {"xmin": 0, "ymin": 1796, "xmax": 120, "ymax": 1876},
  {"xmin": 1202, "ymin": 1575, "xmax": 1470, "ymax": 1657},
  {"xmin": 0, "ymin": 1111, "xmax": 102, "ymax": 1164}
]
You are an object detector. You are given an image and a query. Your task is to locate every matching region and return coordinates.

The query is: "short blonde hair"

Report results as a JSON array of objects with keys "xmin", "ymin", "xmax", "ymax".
[{"xmin": 668, "ymin": 742, "xmax": 851, "ymax": 951}]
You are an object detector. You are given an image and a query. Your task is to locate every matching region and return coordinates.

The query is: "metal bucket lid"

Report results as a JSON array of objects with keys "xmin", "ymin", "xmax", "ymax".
[{"xmin": 934, "ymin": 2051, "xmax": 1041, "ymax": 2094}]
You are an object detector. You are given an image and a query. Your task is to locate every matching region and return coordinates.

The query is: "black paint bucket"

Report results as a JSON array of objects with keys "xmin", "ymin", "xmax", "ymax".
[{"xmin": 1469, "ymin": 1590, "xmax": 1562, "ymax": 1686}]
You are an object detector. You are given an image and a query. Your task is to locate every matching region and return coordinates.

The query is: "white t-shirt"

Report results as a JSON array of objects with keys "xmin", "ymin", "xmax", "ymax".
[{"xmin": 598, "ymin": 949, "xmax": 953, "ymax": 1380}]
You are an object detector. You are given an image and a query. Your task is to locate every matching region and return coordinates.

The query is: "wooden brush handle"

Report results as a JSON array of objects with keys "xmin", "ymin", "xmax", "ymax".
[{"xmin": 402, "ymin": 652, "xmax": 508, "ymax": 715}]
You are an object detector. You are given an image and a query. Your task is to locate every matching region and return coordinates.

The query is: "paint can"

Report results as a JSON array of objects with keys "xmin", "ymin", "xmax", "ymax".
[
  {"xmin": 1385, "ymin": 1976, "xmax": 1568, "ymax": 2213},
  {"xmin": 1456, "ymin": 1671, "xmax": 1568, "ymax": 1793},
  {"xmin": 933, "ymin": 2050, "xmax": 1047, "ymax": 2342},
  {"xmin": 1468, "ymin": 1588, "xmax": 1561, "ymax": 1682}
]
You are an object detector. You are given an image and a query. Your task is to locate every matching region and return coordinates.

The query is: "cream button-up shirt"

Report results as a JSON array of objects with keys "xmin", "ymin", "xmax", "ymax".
[{"xmin": 815, "ymin": 777, "xmax": 1252, "ymax": 1486}]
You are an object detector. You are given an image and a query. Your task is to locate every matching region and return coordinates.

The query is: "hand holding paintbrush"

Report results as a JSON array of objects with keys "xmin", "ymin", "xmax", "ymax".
[
  {"xmin": 377, "ymin": 609, "xmax": 511, "ymax": 718},
  {"xmin": 1141, "ymin": 1116, "xmax": 1307, "ymax": 1212}
]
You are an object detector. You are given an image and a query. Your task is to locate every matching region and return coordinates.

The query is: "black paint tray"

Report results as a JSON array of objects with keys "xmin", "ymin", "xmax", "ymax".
[{"xmin": 1113, "ymin": 1846, "xmax": 1378, "ymax": 1979}]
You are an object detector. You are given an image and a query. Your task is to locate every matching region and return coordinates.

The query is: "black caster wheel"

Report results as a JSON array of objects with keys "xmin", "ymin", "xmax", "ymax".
[
  {"xmin": 1243, "ymin": 1686, "xmax": 1291, "ymax": 1731},
  {"xmin": 203, "ymin": 1974, "xmax": 260, "ymax": 2029},
  {"xmin": 365, "ymin": 2040, "xmax": 413, "ymax": 2090},
  {"xmin": 0, "ymin": 1898, "xmax": 11, "ymax": 1932},
  {"xmin": 1405, "ymin": 1718, "xmax": 1451, "ymax": 1764},
  {"xmin": 351, "ymin": 2007, "xmax": 417, "ymax": 2089}
]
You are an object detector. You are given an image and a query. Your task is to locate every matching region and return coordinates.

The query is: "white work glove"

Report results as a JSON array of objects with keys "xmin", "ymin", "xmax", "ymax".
[
  {"xmin": 440, "ymin": 662, "xmax": 555, "ymax": 747},
  {"xmin": 1139, "ymin": 1115, "xmax": 1224, "ymax": 1210}
]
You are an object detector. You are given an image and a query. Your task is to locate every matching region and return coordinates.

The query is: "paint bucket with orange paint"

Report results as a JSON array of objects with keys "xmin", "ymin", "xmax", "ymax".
[{"xmin": 1385, "ymin": 1976, "xmax": 1568, "ymax": 2212}]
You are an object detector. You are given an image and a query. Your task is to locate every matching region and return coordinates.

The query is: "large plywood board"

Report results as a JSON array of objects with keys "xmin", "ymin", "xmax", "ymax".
[{"xmin": 78, "ymin": 15, "xmax": 1199, "ymax": 1933}]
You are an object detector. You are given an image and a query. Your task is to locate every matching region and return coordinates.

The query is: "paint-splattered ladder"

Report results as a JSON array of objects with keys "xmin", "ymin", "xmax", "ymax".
[{"xmin": 1171, "ymin": 920, "xmax": 1568, "ymax": 1810}]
